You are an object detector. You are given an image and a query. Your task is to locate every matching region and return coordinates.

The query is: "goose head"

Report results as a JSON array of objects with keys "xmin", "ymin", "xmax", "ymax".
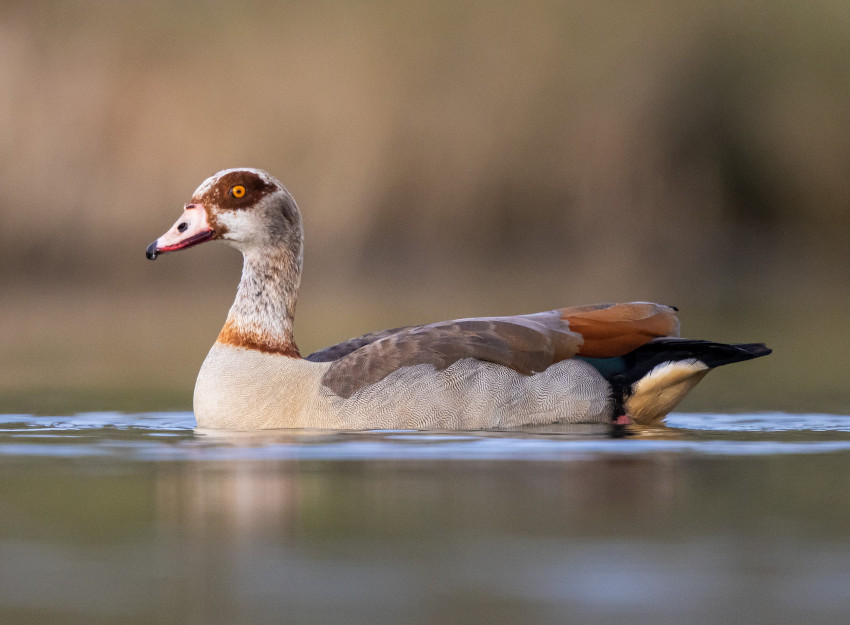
[{"xmin": 146, "ymin": 168, "xmax": 302, "ymax": 260}]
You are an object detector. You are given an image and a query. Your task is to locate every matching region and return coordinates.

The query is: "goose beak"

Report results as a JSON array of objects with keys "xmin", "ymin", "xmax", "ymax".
[{"xmin": 146, "ymin": 204, "xmax": 215, "ymax": 260}]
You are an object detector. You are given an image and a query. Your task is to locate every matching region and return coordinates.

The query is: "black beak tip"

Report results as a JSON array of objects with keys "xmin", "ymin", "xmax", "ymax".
[{"xmin": 146, "ymin": 241, "xmax": 159, "ymax": 260}]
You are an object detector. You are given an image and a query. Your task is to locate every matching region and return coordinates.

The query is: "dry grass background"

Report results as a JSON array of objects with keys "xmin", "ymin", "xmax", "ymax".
[{"xmin": 1, "ymin": 0, "xmax": 849, "ymax": 413}]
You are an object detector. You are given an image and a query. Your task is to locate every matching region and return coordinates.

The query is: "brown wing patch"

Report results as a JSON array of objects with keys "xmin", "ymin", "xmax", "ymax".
[
  {"xmin": 320, "ymin": 316, "xmax": 583, "ymax": 398},
  {"xmin": 319, "ymin": 302, "xmax": 680, "ymax": 398},
  {"xmin": 305, "ymin": 326, "xmax": 412, "ymax": 362},
  {"xmin": 562, "ymin": 302, "xmax": 680, "ymax": 357}
]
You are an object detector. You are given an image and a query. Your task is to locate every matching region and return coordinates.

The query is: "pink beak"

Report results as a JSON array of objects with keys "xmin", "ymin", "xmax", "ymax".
[{"xmin": 146, "ymin": 204, "xmax": 215, "ymax": 260}]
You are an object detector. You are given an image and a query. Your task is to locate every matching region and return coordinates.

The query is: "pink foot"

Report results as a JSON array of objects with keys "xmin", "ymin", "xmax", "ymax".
[{"xmin": 613, "ymin": 414, "xmax": 633, "ymax": 426}]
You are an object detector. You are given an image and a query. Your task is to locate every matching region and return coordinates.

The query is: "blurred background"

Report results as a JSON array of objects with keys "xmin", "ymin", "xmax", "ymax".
[{"xmin": 1, "ymin": 0, "xmax": 848, "ymax": 414}]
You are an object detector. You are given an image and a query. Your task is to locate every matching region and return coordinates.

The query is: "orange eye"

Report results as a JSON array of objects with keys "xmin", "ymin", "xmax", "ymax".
[{"xmin": 230, "ymin": 185, "xmax": 246, "ymax": 198}]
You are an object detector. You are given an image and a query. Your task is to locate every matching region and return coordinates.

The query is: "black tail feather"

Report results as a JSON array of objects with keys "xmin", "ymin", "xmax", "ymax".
[{"xmin": 594, "ymin": 338, "xmax": 771, "ymax": 388}]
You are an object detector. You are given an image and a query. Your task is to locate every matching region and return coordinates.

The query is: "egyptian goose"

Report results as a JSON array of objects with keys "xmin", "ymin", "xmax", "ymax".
[{"xmin": 146, "ymin": 168, "xmax": 770, "ymax": 430}]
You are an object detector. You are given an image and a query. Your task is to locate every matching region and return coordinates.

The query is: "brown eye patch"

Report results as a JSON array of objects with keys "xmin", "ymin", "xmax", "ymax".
[{"xmin": 197, "ymin": 171, "xmax": 278, "ymax": 209}]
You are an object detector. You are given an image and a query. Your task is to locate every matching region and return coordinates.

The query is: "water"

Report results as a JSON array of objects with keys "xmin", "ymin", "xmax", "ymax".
[{"xmin": 2, "ymin": 412, "xmax": 850, "ymax": 625}]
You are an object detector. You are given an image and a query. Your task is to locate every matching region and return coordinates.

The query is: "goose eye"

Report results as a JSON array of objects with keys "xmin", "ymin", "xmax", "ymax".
[{"xmin": 230, "ymin": 185, "xmax": 246, "ymax": 198}]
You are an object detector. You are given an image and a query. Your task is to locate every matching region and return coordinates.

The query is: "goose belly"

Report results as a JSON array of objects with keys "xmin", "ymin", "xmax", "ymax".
[
  {"xmin": 194, "ymin": 345, "xmax": 612, "ymax": 429},
  {"xmin": 326, "ymin": 357, "xmax": 613, "ymax": 429}
]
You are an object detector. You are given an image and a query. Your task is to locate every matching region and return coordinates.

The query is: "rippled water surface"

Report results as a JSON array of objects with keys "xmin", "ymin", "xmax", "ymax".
[{"xmin": 2, "ymin": 412, "xmax": 850, "ymax": 625}]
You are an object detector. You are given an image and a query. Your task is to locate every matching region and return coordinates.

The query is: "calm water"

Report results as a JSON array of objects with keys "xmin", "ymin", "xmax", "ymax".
[{"xmin": 2, "ymin": 412, "xmax": 850, "ymax": 625}]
